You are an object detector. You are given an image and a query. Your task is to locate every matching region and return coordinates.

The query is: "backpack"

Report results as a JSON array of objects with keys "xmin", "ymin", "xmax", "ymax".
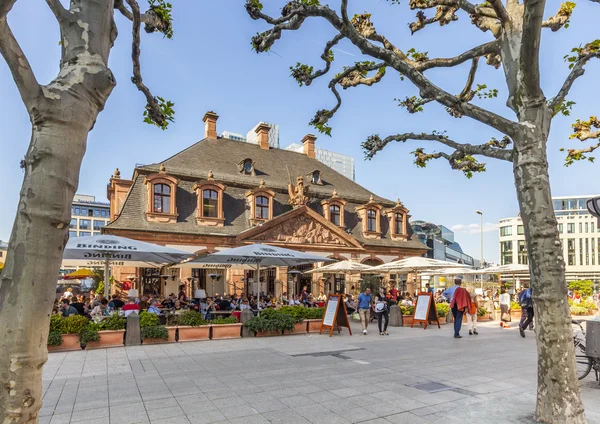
[
  {"xmin": 520, "ymin": 288, "xmax": 533, "ymax": 307},
  {"xmin": 375, "ymin": 297, "xmax": 388, "ymax": 313}
]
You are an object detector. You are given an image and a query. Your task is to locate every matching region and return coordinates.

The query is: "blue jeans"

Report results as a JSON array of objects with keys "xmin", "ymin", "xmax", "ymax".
[{"xmin": 452, "ymin": 306, "xmax": 464, "ymax": 336}]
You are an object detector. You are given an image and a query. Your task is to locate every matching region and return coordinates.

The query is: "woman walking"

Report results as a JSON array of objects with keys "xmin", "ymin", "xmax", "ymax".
[
  {"xmin": 466, "ymin": 292, "xmax": 479, "ymax": 335},
  {"xmin": 374, "ymin": 288, "xmax": 390, "ymax": 336},
  {"xmin": 499, "ymin": 288, "xmax": 511, "ymax": 328}
]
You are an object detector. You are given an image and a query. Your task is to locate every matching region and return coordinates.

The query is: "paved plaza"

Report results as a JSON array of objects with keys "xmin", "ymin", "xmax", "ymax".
[{"xmin": 40, "ymin": 320, "xmax": 600, "ymax": 424}]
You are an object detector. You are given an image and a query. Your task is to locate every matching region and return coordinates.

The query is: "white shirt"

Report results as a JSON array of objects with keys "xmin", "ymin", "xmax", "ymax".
[{"xmin": 499, "ymin": 293, "xmax": 510, "ymax": 306}]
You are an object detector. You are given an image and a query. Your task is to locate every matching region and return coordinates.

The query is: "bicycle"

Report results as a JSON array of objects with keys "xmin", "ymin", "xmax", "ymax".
[{"xmin": 573, "ymin": 319, "xmax": 600, "ymax": 381}]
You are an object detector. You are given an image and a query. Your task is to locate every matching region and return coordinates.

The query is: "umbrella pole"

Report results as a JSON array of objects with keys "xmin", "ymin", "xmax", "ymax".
[{"xmin": 104, "ymin": 256, "xmax": 110, "ymax": 297}]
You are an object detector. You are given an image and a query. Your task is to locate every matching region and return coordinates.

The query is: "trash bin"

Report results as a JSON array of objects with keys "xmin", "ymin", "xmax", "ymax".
[{"xmin": 586, "ymin": 320, "xmax": 600, "ymax": 358}]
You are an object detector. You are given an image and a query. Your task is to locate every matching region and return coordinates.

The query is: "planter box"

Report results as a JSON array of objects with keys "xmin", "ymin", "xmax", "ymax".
[
  {"xmin": 48, "ymin": 334, "xmax": 81, "ymax": 352},
  {"xmin": 306, "ymin": 319, "xmax": 323, "ymax": 333},
  {"xmin": 511, "ymin": 311, "xmax": 522, "ymax": 320},
  {"xmin": 256, "ymin": 330, "xmax": 281, "ymax": 337},
  {"xmin": 178, "ymin": 326, "xmax": 210, "ymax": 342},
  {"xmin": 142, "ymin": 337, "xmax": 169, "ymax": 344},
  {"xmin": 211, "ymin": 323, "xmax": 242, "ymax": 340},
  {"xmin": 438, "ymin": 317, "xmax": 446, "ymax": 324},
  {"xmin": 167, "ymin": 327, "xmax": 177, "ymax": 343},
  {"xmin": 479, "ymin": 315, "xmax": 491, "ymax": 321},
  {"xmin": 293, "ymin": 321, "xmax": 307, "ymax": 334},
  {"xmin": 402, "ymin": 316, "xmax": 413, "ymax": 327},
  {"xmin": 87, "ymin": 330, "xmax": 125, "ymax": 349}
]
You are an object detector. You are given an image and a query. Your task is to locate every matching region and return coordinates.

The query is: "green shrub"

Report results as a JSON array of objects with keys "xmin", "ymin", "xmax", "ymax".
[
  {"xmin": 579, "ymin": 300, "xmax": 597, "ymax": 313},
  {"xmin": 510, "ymin": 301, "xmax": 521, "ymax": 311},
  {"xmin": 401, "ymin": 306, "xmax": 414, "ymax": 316},
  {"xmin": 477, "ymin": 307, "xmax": 489, "ymax": 317},
  {"xmin": 140, "ymin": 311, "xmax": 160, "ymax": 328},
  {"xmin": 436, "ymin": 303, "xmax": 450, "ymax": 317},
  {"xmin": 209, "ymin": 317, "xmax": 239, "ymax": 325},
  {"xmin": 48, "ymin": 331, "xmax": 63, "ymax": 346},
  {"xmin": 569, "ymin": 280, "xmax": 594, "ymax": 297},
  {"xmin": 278, "ymin": 306, "xmax": 307, "ymax": 323},
  {"xmin": 165, "ymin": 312, "xmax": 180, "ymax": 327},
  {"xmin": 244, "ymin": 314, "xmax": 294, "ymax": 333},
  {"xmin": 79, "ymin": 324, "xmax": 100, "ymax": 344},
  {"xmin": 50, "ymin": 315, "xmax": 64, "ymax": 333},
  {"xmin": 570, "ymin": 306, "xmax": 589, "ymax": 316},
  {"xmin": 303, "ymin": 308, "xmax": 324, "ymax": 319},
  {"xmin": 100, "ymin": 314, "xmax": 126, "ymax": 331},
  {"xmin": 259, "ymin": 308, "xmax": 278, "ymax": 319},
  {"xmin": 178, "ymin": 311, "xmax": 206, "ymax": 327},
  {"xmin": 62, "ymin": 315, "xmax": 89, "ymax": 334},
  {"xmin": 141, "ymin": 325, "xmax": 168, "ymax": 340}
]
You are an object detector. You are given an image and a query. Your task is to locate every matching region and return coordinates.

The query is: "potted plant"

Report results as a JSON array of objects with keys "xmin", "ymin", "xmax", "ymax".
[
  {"xmin": 78, "ymin": 323, "xmax": 100, "ymax": 349},
  {"xmin": 164, "ymin": 312, "xmax": 180, "ymax": 342},
  {"xmin": 304, "ymin": 307, "xmax": 325, "ymax": 333},
  {"xmin": 436, "ymin": 303, "xmax": 450, "ymax": 324},
  {"xmin": 178, "ymin": 311, "xmax": 210, "ymax": 342},
  {"xmin": 477, "ymin": 307, "xmax": 490, "ymax": 321},
  {"xmin": 87, "ymin": 314, "xmax": 126, "ymax": 349},
  {"xmin": 51, "ymin": 315, "xmax": 89, "ymax": 351},
  {"xmin": 140, "ymin": 311, "xmax": 169, "ymax": 344},
  {"xmin": 400, "ymin": 306, "xmax": 414, "ymax": 326},
  {"xmin": 209, "ymin": 317, "xmax": 242, "ymax": 339},
  {"xmin": 279, "ymin": 306, "xmax": 308, "ymax": 334}
]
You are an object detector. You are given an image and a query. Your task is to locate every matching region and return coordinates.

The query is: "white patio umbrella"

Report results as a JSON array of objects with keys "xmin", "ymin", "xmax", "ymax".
[
  {"xmin": 481, "ymin": 264, "xmax": 530, "ymax": 274},
  {"xmin": 63, "ymin": 235, "xmax": 193, "ymax": 295},
  {"xmin": 182, "ymin": 244, "xmax": 333, "ymax": 301},
  {"xmin": 422, "ymin": 267, "xmax": 478, "ymax": 276},
  {"xmin": 303, "ymin": 260, "xmax": 376, "ymax": 274},
  {"xmin": 370, "ymin": 257, "xmax": 467, "ymax": 273}
]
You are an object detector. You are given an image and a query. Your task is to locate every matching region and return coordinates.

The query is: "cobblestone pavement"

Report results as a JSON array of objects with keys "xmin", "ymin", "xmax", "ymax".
[{"xmin": 40, "ymin": 320, "xmax": 600, "ymax": 424}]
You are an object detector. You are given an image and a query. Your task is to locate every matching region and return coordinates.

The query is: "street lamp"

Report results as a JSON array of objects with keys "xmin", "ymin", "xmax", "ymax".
[{"xmin": 475, "ymin": 210, "xmax": 483, "ymax": 268}]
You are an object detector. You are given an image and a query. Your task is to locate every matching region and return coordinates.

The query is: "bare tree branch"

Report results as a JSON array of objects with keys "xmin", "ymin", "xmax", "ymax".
[
  {"xmin": 362, "ymin": 132, "xmax": 513, "ymax": 162},
  {"xmin": 45, "ymin": 0, "xmax": 68, "ymax": 21},
  {"xmin": 519, "ymin": 0, "xmax": 546, "ymax": 101},
  {"xmin": 125, "ymin": 0, "xmax": 172, "ymax": 129},
  {"xmin": 488, "ymin": 0, "xmax": 511, "ymax": 23},
  {"xmin": 416, "ymin": 41, "xmax": 500, "ymax": 72},
  {"xmin": 457, "ymin": 58, "xmax": 479, "ymax": 101},
  {"xmin": 289, "ymin": 34, "xmax": 344, "ymax": 86},
  {"xmin": 248, "ymin": 4, "xmax": 518, "ymax": 136},
  {"xmin": 549, "ymin": 48, "xmax": 600, "ymax": 114},
  {"xmin": 0, "ymin": 4, "xmax": 41, "ymax": 111}
]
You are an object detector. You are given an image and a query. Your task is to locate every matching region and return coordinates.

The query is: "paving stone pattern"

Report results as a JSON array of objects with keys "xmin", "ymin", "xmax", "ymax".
[{"xmin": 41, "ymin": 321, "xmax": 600, "ymax": 424}]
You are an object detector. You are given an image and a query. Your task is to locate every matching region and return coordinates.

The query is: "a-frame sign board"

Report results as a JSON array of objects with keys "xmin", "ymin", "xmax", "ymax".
[
  {"xmin": 411, "ymin": 292, "xmax": 440, "ymax": 330},
  {"xmin": 320, "ymin": 294, "xmax": 353, "ymax": 337}
]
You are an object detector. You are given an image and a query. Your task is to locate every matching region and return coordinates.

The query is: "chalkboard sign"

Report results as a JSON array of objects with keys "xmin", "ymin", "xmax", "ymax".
[
  {"xmin": 320, "ymin": 294, "xmax": 352, "ymax": 337},
  {"xmin": 411, "ymin": 292, "xmax": 440, "ymax": 330}
]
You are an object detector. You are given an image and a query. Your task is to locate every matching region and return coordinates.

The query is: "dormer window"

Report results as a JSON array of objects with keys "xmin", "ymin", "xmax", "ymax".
[
  {"xmin": 193, "ymin": 172, "xmax": 226, "ymax": 227},
  {"xmin": 144, "ymin": 164, "xmax": 179, "ymax": 223},
  {"xmin": 238, "ymin": 158, "xmax": 256, "ymax": 176},
  {"xmin": 321, "ymin": 189, "xmax": 346, "ymax": 227},
  {"xmin": 330, "ymin": 205, "xmax": 341, "ymax": 226},
  {"xmin": 246, "ymin": 180, "xmax": 275, "ymax": 226},
  {"xmin": 153, "ymin": 184, "xmax": 171, "ymax": 213},
  {"xmin": 355, "ymin": 195, "xmax": 383, "ymax": 239},
  {"xmin": 385, "ymin": 199, "xmax": 410, "ymax": 240},
  {"xmin": 310, "ymin": 170, "xmax": 322, "ymax": 185},
  {"xmin": 367, "ymin": 210, "xmax": 377, "ymax": 232}
]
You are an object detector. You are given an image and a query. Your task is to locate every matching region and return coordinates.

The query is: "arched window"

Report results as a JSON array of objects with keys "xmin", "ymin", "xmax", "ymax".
[
  {"xmin": 256, "ymin": 196, "xmax": 269, "ymax": 219},
  {"xmin": 367, "ymin": 210, "xmax": 377, "ymax": 232},
  {"xmin": 153, "ymin": 184, "xmax": 171, "ymax": 213},
  {"xmin": 330, "ymin": 205, "xmax": 341, "ymax": 226},
  {"xmin": 203, "ymin": 189, "xmax": 218, "ymax": 218},
  {"xmin": 395, "ymin": 212, "xmax": 404, "ymax": 235}
]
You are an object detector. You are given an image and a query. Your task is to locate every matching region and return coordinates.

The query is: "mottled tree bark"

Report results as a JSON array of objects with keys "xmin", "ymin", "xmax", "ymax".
[{"xmin": 0, "ymin": 2, "xmax": 116, "ymax": 422}]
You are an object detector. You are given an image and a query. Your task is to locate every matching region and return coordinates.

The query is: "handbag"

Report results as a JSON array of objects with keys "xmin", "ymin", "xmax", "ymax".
[{"xmin": 501, "ymin": 311, "xmax": 511, "ymax": 322}]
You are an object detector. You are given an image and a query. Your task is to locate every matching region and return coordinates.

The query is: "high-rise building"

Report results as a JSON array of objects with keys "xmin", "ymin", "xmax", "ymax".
[
  {"xmin": 499, "ymin": 195, "xmax": 600, "ymax": 282},
  {"xmin": 246, "ymin": 122, "xmax": 280, "ymax": 148},
  {"xmin": 220, "ymin": 131, "xmax": 247, "ymax": 142},
  {"xmin": 410, "ymin": 220, "xmax": 475, "ymax": 266},
  {"xmin": 285, "ymin": 143, "xmax": 355, "ymax": 181},
  {"xmin": 69, "ymin": 194, "xmax": 110, "ymax": 238}
]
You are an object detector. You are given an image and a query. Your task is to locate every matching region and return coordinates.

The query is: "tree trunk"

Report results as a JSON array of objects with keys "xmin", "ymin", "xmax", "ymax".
[{"xmin": 513, "ymin": 133, "xmax": 586, "ymax": 424}]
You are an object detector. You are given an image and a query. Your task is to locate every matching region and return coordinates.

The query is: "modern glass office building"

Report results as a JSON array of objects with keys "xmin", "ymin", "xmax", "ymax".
[{"xmin": 69, "ymin": 194, "xmax": 110, "ymax": 238}]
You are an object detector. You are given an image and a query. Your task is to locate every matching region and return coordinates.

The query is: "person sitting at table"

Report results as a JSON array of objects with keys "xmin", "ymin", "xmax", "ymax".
[
  {"xmin": 60, "ymin": 299, "xmax": 79, "ymax": 317},
  {"xmin": 122, "ymin": 298, "xmax": 140, "ymax": 317},
  {"xmin": 108, "ymin": 294, "xmax": 124, "ymax": 310},
  {"xmin": 147, "ymin": 300, "xmax": 162, "ymax": 315},
  {"xmin": 71, "ymin": 295, "xmax": 87, "ymax": 316},
  {"xmin": 138, "ymin": 296, "xmax": 149, "ymax": 311},
  {"xmin": 346, "ymin": 295, "xmax": 357, "ymax": 315},
  {"xmin": 173, "ymin": 300, "xmax": 184, "ymax": 311},
  {"xmin": 240, "ymin": 298, "xmax": 251, "ymax": 311},
  {"xmin": 91, "ymin": 298, "xmax": 110, "ymax": 317},
  {"xmin": 205, "ymin": 297, "xmax": 217, "ymax": 320},
  {"xmin": 317, "ymin": 291, "xmax": 327, "ymax": 301}
]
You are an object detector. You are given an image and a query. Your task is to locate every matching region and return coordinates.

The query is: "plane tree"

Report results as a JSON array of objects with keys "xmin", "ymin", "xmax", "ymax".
[{"xmin": 245, "ymin": 0, "xmax": 599, "ymax": 422}]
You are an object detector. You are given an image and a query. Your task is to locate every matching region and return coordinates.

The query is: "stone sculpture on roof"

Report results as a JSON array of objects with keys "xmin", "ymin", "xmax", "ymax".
[{"xmin": 288, "ymin": 175, "xmax": 308, "ymax": 207}]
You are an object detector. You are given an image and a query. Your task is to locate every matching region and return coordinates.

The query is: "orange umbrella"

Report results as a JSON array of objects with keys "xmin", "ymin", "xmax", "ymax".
[{"xmin": 62, "ymin": 268, "xmax": 97, "ymax": 280}]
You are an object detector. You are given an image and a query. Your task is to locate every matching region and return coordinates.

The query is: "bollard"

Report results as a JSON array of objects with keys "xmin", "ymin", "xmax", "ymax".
[
  {"xmin": 586, "ymin": 320, "xmax": 600, "ymax": 358},
  {"xmin": 125, "ymin": 313, "xmax": 141, "ymax": 346},
  {"xmin": 240, "ymin": 309, "xmax": 255, "ymax": 338},
  {"xmin": 389, "ymin": 305, "xmax": 402, "ymax": 327}
]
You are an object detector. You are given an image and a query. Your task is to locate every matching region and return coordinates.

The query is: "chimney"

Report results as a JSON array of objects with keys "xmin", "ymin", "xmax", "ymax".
[
  {"xmin": 202, "ymin": 111, "xmax": 219, "ymax": 139},
  {"xmin": 255, "ymin": 122, "xmax": 271, "ymax": 150},
  {"xmin": 302, "ymin": 134, "xmax": 316, "ymax": 159}
]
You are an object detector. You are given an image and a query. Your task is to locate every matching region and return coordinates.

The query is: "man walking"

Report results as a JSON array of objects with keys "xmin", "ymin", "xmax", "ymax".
[
  {"xmin": 518, "ymin": 285, "xmax": 534, "ymax": 331},
  {"xmin": 518, "ymin": 284, "xmax": 534, "ymax": 338},
  {"xmin": 449, "ymin": 279, "xmax": 471, "ymax": 338},
  {"xmin": 357, "ymin": 287, "xmax": 372, "ymax": 335}
]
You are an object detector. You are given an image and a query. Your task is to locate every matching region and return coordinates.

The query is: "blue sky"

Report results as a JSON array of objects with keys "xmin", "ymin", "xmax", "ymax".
[{"xmin": 1, "ymin": 0, "xmax": 599, "ymax": 262}]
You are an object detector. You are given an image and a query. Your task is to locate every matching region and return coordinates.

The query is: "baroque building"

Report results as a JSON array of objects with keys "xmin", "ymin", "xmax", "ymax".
[{"xmin": 105, "ymin": 111, "xmax": 428, "ymax": 297}]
